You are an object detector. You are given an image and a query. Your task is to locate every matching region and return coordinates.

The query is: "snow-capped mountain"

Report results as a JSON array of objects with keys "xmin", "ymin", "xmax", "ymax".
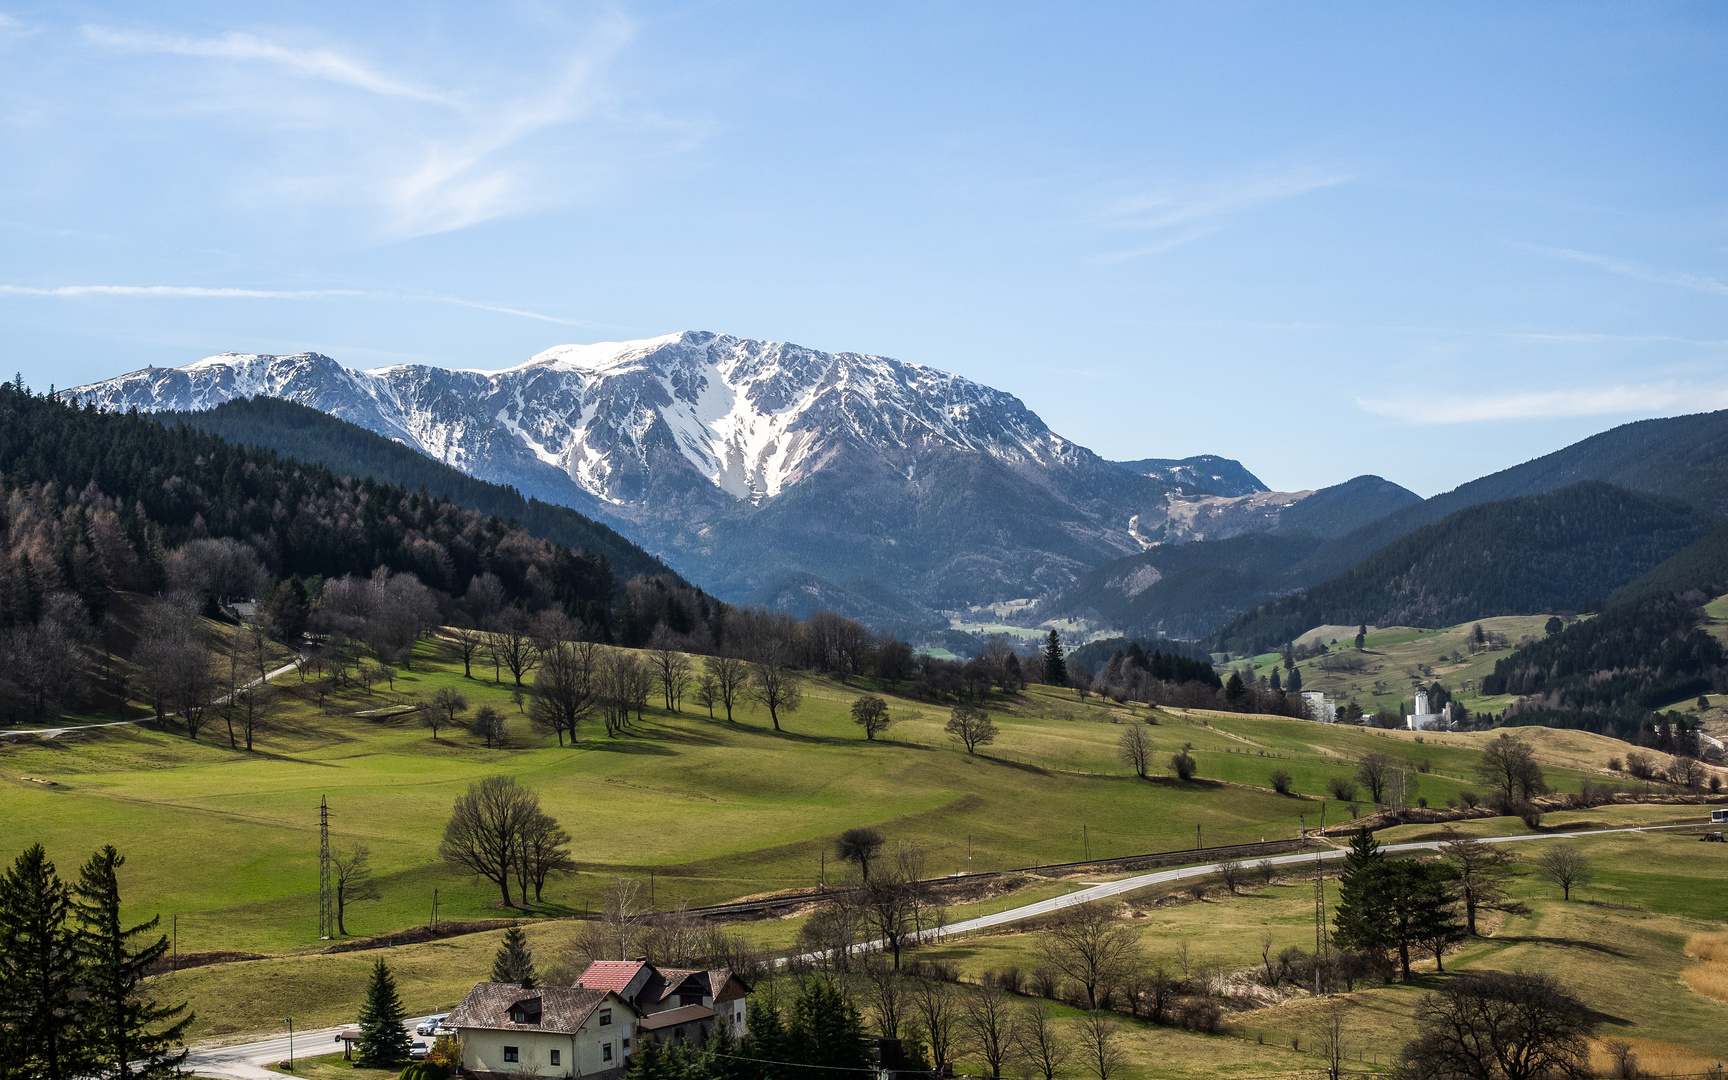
[{"xmin": 73, "ymin": 331, "xmax": 1404, "ymax": 622}]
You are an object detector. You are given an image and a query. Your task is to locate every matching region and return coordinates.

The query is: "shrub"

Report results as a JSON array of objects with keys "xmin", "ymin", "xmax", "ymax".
[
  {"xmin": 1176, "ymin": 998, "xmax": 1224, "ymax": 1034},
  {"xmin": 1625, "ymin": 751, "xmax": 1656, "ymax": 781},
  {"xmin": 1459, "ymin": 790, "xmax": 1481, "ymax": 808},
  {"xmin": 1270, "ymin": 769, "xmax": 1294, "ymax": 795},
  {"xmin": 1169, "ymin": 746, "xmax": 1199, "ymax": 781},
  {"xmin": 1029, "ymin": 965, "xmax": 1062, "ymax": 999},
  {"xmin": 1607, "ymin": 756, "xmax": 1623, "ymax": 773},
  {"xmin": 1255, "ymin": 859, "xmax": 1277, "ymax": 886},
  {"xmin": 1327, "ymin": 776, "xmax": 1359, "ymax": 801}
]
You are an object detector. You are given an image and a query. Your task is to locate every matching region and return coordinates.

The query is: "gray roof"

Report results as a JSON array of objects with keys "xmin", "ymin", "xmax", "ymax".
[
  {"xmin": 638, "ymin": 1004, "xmax": 716, "ymax": 1031},
  {"xmin": 447, "ymin": 983, "xmax": 617, "ymax": 1035}
]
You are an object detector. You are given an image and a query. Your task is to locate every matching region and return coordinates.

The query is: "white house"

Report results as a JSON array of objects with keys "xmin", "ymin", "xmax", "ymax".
[
  {"xmin": 447, "ymin": 983, "xmax": 635, "ymax": 1079},
  {"xmin": 1301, "ymin": 691, "xmax": 1337, "ymax": 723}
]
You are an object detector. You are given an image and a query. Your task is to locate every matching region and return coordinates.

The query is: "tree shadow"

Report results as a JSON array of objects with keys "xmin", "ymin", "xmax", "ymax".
[{"xmin": 1489, "ymin": 934, "xmax": 1631, "ymax": 958}]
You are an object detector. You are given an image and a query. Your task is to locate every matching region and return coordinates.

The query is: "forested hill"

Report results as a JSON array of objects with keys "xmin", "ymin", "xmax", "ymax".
[
  {"xmin": 172, "ymin": 396, "xmax": 674, "ymax": 584},
  {"xmin": 1483, "ymin": 593, "xmax": 1722, "ymax": 739},
  {"xmin": 0, "ymin": 382, "xmax": 701, "ymax": 634},
  {"xmin": 1296, "ymin": 407, "xmax": 1728, "ymax": 582},
  {"xmin": 1207, "ymin": 482, "xmax": 1716, "ymax": 655},
  {"xmin": 1608, "ymin": 523, "xmax": 1728, "ymax": 606}
]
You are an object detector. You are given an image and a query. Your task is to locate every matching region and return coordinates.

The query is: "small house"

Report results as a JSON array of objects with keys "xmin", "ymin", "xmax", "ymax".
[{"xmin": 447, "ymin": 983, "xmax": 635, "ymax": 1079}]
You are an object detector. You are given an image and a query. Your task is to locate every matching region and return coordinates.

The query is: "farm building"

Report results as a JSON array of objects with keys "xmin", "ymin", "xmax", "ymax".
[
  {"xmin": 446, "ymin": 983, "xmax": 635, "ymax": 1079},
  {"xmin": 577, "ymin": 960, "xmax": 750, "ymax": 1044}
]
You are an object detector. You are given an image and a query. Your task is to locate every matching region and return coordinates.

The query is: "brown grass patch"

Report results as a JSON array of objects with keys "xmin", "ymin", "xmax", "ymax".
[
  {"xmin": 1681, "ymin": 931, "xmax": 1728, "ymax": 1004},
  {"xmin": 1590, "ymin": 1037, "xmax": 1726, "ymax": 1076}
]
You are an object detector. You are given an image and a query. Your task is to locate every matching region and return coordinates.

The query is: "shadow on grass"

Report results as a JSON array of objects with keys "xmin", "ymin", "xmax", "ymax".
[{"xmin": 1489, "ymin": 934, "xmax": 1632, "ymax": 958}]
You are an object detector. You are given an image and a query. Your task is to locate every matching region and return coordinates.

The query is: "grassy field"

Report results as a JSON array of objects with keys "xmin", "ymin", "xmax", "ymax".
[
  {"xmin": 1235, "ymin": 614, "xmax": 1559, "ymax": 717},
  {"xmin": 0, "ymin": 635, "xmax": 1647, "ymax": 958}
]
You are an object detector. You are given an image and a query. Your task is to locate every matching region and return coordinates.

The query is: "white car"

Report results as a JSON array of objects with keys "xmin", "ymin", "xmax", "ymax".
[
  {"xmin": 415, "ymin": 1014, "xmax": 448, "ymax": 1036},
  {"xmin": 408, "ymin": 1040, "xmax": 430, "ymax": 1060}
]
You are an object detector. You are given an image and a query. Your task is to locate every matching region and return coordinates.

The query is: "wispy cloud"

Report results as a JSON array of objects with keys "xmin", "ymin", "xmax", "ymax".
[
  {"xmin": 1539, "ymin": 246, "xmax": 1728, "ymax": 299},
  {"xmin": 82, "ymin": 27, "xmax": 451, "ymax": 103},
  {"xmin": 79, "ymin": 13, "xmax": 652, "ymax": 239},
  {"xmin": 0, "ymin": 283, "xmax": 591, "ymax": 325},
  {"xmin": 1091, "ymin": 168, "xmax": 1351, "ymax": 262},
  {"xmin": 1358, "ymin": 381, "xmax": 1728, "ymax": 424}
]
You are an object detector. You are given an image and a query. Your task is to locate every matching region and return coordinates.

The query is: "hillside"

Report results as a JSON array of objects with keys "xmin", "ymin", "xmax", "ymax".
[
  {"xmin": 1299, "ymin": 407, "xmax": 1728, "ymax": 581},
  {"xmin": 1609, "ymin": 523, "xmax": 1728, "ymax": 606},
  {"xmin": 173, "ymin": 396, "xmax": 675, "ymax": 584},
  {"xmin": 1482, "ymin": 593, "xmax": 1724, "ymax": 733},
  {"xmin": 1208, "ymin": 482, "xmax": 1716, "ymax": 655}
]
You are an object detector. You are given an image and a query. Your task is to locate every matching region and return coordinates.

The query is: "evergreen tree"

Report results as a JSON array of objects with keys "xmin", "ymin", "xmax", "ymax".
[
  {"xmin": 1224, "ymin": 671, "xmax": 1246, "ymax": 702},
  {"xmin": 787, "ymin": 978, "xmax": 869, "ymax": 1079},
  {"xmin": 740, "ymin": 996, "xmax": 792, "ymax": 1080},
  {"xmin": 697, "ymin": 1021, "xmax": 752, "ymax": 1080},
  {"xmin": 1269, "ymin": 668, "xmax": 1281, "ymax": 692},
  {"xmin": 1286, "ymin": 665, "xmax": 1303, "ymax": 693},
  {"xmin": 0, "ymin": 844, "xmax": 89, "ymax": 1080},
  {"xmin": 1042, "ymin": 630, "xmax": 1067, "ymax": 688},
  {"xmin": 624, "ymin": 1033, "xmax": 672, "ymax": 1080},
  {"xmin": 354, "ymin": 957, "xmax": 413, "ymax": 1066},
  {"xmin": 491, "ymin": 926, "xmax": 537, "ymax": 987},
  {"xmin": 72, "ymin": 846, "xmax": 191, "ymax": 1079}
]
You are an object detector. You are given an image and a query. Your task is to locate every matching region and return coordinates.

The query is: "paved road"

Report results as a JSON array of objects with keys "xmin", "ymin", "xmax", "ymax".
[
  {"xmin": 1, "ymin": 659, "xmax": 302, "ymax": 740},
  {"xmin": 186, "ymin": 1019, "xmax": 429, "ymax": 1079},
  {"xmin": 918, "ymin": 823, "xmax": 1703, "ymax": 943}
]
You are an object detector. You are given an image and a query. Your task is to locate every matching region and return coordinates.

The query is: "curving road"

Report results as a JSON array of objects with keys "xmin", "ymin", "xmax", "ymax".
[{"xmin": 1, "ymin": 659, "xmax": 302, "ymax": 740}]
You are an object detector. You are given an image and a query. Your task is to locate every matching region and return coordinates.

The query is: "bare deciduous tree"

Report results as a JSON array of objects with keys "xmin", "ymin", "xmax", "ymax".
[
  {"xmin": 530, "ymin": 641, "xmax": 597, "ymax": 747},
  {"xmin": 471, "ymin": 705, "xmax": 508, "ymax": 749},
  {"xmin": 909, "ymin": 977, "xmax": 959, "ymax": 1075},
  {"xmin": 836, "ymin": 827, "xmax": 887, "ymax": 882},
  {"xmin": 1117, "ymin": 723, "xmax": 1153, "ymax": 778},
  {"xmin": 945, "ymin": 704, "xmax": 998, "ymax": 754},
  {"xmin": 647, "ymin": 631, "xmax": 693, "ymax": 712},
  {"xmin": 1356, "ymin": 752, "xmax": 1395, "ymax": 803},
  {"xmin": 852, "ymin": 695, "xmax": 894, "ymax": 740},
  {"xmin": 1014, "ymin": 1000, "xmax": 1073, "ymax": 1080},
  {"xmin": 1216, "ymin": 858, "xmax": 1245, "ymax": 895},
  {"xmin": 705, "ymin": 653, "xmax": 749, "ymax": 722},
  {"xmin": 1034, "ymin": 901, "xmax": 1141, "ymax": 1010},
  {"xmin": 489, "ymin": 610, "xmax": 541, "ymax": 688},
  {"xmin": 1076, "ymin": 1010, "xmax": 1126, "ymax": 1080},
  {"xmin": 1536, "ymin": 845, "xmax": 1594, "ymax": 901},
  {"xmin": 749, "ymin": 638, "xmax": 804, "ymax": 731},
  {"xmin": 427, "ymin": 687, "xmax": 468, "ymax": 740},
  {"xmin": 1440, "ymin": 831, "xmax": 1526, "ymax": 934},
  {"xmin": 449, "ymin": 623, "xmax": 485, "ymax": 679},
  {"xmin": 961, "ymin": 982, "xmax": 1015, "ymax": 1079},
  {"xmin": 332, "ymin": 843, "xmax": 381, "ymax": 935},
  {"xmin": 438, "ymin": 775, "xmax": 539, "ymax": 907}
]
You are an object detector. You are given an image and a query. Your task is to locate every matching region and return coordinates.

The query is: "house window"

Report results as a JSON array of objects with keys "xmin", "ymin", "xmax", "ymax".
[
  {"xmin": 599, "ymin": 1009, "xmax": 612, "ymax": 1025},
  {"xmin": 503, "ymin": 1046, "xmax": 519, "ymax": 1063},
  {"xmin": 622, "ymin": 1038, "xmax": 631, "ymax": 1049},
  {"xmin": 550, "ymin": 1050, "xmax": 560, "ymax": 1066},
  {"xmin": 602, "ymin": 1043, "xmax": 614, "ymax": 1062}
]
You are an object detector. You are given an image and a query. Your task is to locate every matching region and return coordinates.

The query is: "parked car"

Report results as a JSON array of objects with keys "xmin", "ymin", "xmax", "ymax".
[
  {"xmin": 432, "ymin": 1025, "xmax": 458, "ymax": 1038},
  {"xmin": 416, "ymin": 1014, "xmax": 449, "ymax": 1036},
  {"xmin": 408, "ymin": 1040, "xmax": 430, "ymax": 1060}
]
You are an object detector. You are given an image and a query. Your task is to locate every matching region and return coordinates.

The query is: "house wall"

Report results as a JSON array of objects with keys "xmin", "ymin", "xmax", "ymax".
[{"xmin": 461, "ymin": 1018, "xmax": 634, "ymax": 1079}]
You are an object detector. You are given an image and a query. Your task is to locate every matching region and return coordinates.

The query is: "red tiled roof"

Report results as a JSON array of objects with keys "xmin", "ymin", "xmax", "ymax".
[{"xmin": 577, "ymin": 960, "xmax": 647, "ymax": 994}]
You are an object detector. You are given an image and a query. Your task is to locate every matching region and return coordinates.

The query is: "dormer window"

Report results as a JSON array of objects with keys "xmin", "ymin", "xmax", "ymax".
[{"xmin": 509, "ymin": 998, "xmax": 542, "ymax": 1025}]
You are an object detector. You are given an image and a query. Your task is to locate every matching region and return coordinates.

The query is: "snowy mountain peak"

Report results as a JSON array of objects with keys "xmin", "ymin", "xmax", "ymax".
[{"xmin": 70, "ymin": 332, "xmax": 1075, "ymax": 508}]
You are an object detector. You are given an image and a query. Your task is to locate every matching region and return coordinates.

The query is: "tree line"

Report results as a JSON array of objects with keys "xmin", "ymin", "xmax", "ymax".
[{"xmin": 0, "ymin": 843, "xmax": 191, "ymax": 1079}]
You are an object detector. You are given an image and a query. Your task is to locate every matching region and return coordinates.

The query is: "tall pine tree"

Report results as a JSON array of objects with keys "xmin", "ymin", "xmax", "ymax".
[
  {"xmin": 1042, "ymin": 630, "xmax": 1067, "ymax": 688},
  {"xmin": 787, "ymin": 979, "xmax": 869, "ymax": 1080},
  {"xmin": 72, "ymin": 846, "xmax": 191, "ymax": 1079},
  {"xmin": 355, "ymin": 957, "xmax": 413, "ymax": 1066},
  {"xmin": 0, "ymin": 844, "xmax": 90, "ymax": 1080},
  {"xmin": 491, "ymin": 926, "xmax": 537, "ymax": 987}
]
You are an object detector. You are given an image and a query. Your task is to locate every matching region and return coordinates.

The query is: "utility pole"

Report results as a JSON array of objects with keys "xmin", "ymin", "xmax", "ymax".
[
  {"xmin": 317, "ymin": 796, "xmax": 334, "ymax": 940},
  {"xmin": 1083, "ymin": 825, "xmax": 1089, "ymax": 861},
  {"xmin": 967, "ymin": 835, "xmax": 972, "ymax": 875},
  {"xmin": 431, "ymin": 888, "xmax": 439, "ymax": 932},
  {"xmin": 820, "ymin": 851, "xmax": 825, "ymax": 890},
  {"xmin": 1314, "ymin": 848, "xmax": 1327, "ymax": 995},
  {"xmin": 283, "ymin": 1018, "xmax": 295, "ymax": 1073},
  {"xmin": 1196, "ymin": 824, "xmax": 1202, "ymax": 851}
]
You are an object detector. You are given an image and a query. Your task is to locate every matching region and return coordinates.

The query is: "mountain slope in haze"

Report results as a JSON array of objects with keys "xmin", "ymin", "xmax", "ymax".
[
  {"xmin": 1207, "ymin": 482, "xmax": 1718, "ymax": 655},
  {"xmin": 1301, "ymin": 409, "xmax": 1728, "ymax": 582},
  {"xmin": 1112, "ymin": 455, "xmax": 1267, "ymax": 497},
  {"xmin": 1036, "ymin": 474, "xmax": 1420, "ymax": 639},
  {"xmin": 76, "ymin": 333, "xmax": 1400, "ymax": 618},
  {"xmin": 172, "ymin": 396, "xmax": 677, "ymax": 584}
]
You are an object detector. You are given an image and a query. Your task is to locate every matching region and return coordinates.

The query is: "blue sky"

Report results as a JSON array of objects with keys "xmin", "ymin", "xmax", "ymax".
[{"xmin": 2, "ymin": 2, "xmax": 1724, "ymax": 495}]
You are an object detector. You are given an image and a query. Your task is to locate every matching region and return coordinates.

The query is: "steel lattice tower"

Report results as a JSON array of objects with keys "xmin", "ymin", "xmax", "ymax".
[{"xmin": 318, "ymin": 795, "xmax": 334, "ymax": 940}]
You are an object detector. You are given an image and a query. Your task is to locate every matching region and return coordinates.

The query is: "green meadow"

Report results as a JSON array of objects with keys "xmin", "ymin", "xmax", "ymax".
[{"xmin": 2, "ymin": 632, "xmax": 1626, "ymax": 961}]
